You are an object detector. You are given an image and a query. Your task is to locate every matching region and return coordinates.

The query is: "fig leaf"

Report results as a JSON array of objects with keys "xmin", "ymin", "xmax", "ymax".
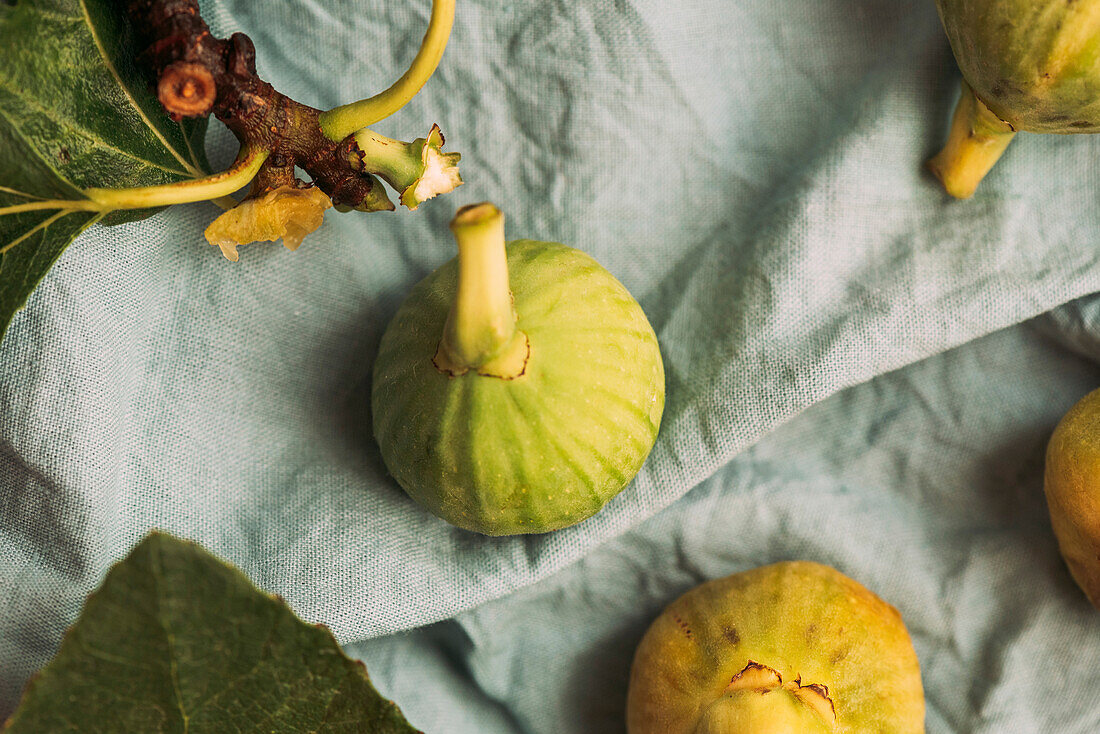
[
  {"xmin": 0, "ymin": 0, "xmax": 210, "ymax": 343},
  {"xmin": 2, "ymin": 532, "xmax": 422, "ymax": 733}
]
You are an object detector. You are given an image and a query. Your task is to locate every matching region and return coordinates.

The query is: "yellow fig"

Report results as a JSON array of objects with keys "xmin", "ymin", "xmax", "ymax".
[
  {"xmin": 1045, "ymin": 387, "xmax": 1100, "ymax": 608},
  {"xmin": 626, "ymin": 562, "xmax": 925, "ymax": 733}
]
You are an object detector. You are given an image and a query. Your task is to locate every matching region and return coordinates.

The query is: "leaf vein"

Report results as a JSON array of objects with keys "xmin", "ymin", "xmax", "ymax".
[
  {"xmin": 177, "ymin": 120, "xmax": 206, "ymax": 174},
  {"xmin": 0, "ymin": 103, "xmax": 84, "ymax": 197},
  {"xmin": 184, "ymin": 611, "xmax": 281, "ymax": 719},
  {"xmin": 148, "ymin": 541, "xmax": 191, "ymax": 733},
  {"xmin": 1, "ymin": 209, "xmax": 69, "ymax": 257},
  {"xmin": 0, "ymin": 185, "xmax": 45, "ymax": 200},
  {"xmin": 0, "ymin": 80, "xmax": 191, "ymax": 178},
  {"xmin": 309, "ymin": 666, "xmax": 349, "ymax": 733}
]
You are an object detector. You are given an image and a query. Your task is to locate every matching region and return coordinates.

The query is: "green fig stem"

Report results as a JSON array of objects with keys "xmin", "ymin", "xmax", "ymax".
[
  {"xmin": 86, "ymin": 146, "xmax": 269, "ymax": 209},
  {"xmin": 351, "ymin": 124, "xmax": 462, "ymax": 210},
  {"xmin": 319, "ymin": 0, "xmax": 455, "ymax": 142},
  {"xmin": 433, "ymin": 203, "xmax": 529, "ymax": 378},
  {"xmin": 353, "ymin": 129, "xmax": 424, "ymax": 189},
  {"xmin": 0, "ymin": 146, "xmax": 269, "ymax": 220},
  {"xmin": 928, "ymin": 81, "xmax": 1016, "ymax": 199}
]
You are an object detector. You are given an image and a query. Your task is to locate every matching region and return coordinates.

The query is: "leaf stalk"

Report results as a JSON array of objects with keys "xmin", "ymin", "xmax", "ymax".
[{"xmin": 0, "ymin": 148, "xmax": 269, "ymax": 218}]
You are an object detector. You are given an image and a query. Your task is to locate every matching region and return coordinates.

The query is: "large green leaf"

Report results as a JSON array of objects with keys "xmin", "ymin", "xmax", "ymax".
[
  {"xmin": 3, "ymin": 532, "xmax": 422, "ymax": 733},
  {"xmin": 0, "ymin": 0, "xmax": 210, "ymax": 341}
]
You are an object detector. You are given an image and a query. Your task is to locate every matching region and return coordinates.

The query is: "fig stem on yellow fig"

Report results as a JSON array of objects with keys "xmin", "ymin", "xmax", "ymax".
[
  {"xmin": 928, "ymin": 81, "xmax": 1017, "ymax": 199},
  {"xmin": 434, "ymin": 203, "xmax": 529, "ymax": 378}
]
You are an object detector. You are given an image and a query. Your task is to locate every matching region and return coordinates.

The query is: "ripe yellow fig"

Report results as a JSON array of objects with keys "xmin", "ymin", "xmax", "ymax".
[
  {"xmin": 626, "ymin": 562, "xmax": 925, "ymax": 733},
  {"xmin": 1045, "ymin": 387, "xmax": 1100, "ymax": 609}
]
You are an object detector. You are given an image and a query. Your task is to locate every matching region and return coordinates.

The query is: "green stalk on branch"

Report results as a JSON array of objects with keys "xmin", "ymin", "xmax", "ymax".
[
  {"xmin": 319, "ymin": 0, "xmax": 456, "ymax": 142},
  {"xmin": 352, "ymin": 124, "xmax": 462, "ymax": 210}
]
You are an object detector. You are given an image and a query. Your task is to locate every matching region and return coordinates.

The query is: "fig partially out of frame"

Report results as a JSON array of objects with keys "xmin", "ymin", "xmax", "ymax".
[
  {"xmin": 929, "ymin": 0, "xmax": 1100, "ymax": 198},
  {"xmin": 626, "ymin": 561, "xmax": 925, "ymax": 733},
  {"xmin": 1045, "ymin": 387, "xmax": 1100, "ymax": 610}
]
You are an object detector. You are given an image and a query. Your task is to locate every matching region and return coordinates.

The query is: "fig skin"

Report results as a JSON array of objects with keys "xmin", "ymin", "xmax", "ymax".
[
  {"xmin": 692, "ymin": 689, "xmax": 832, "ymax": 734},
  {"xmin": 936, "ymin": 0, "xmax": 1100, "ymax": 134},
  {"xmin": 929, "ymin": 0, "xmax": 1100, "ymax": 196},
  {"xmin": 626, "ymin": 562, "xmax": 925, "ymax": 734},
  {"xmin": 371, "ymin": 206, "xmax": 664, "ymax": 536},
  {"xmin": 1045, "ymin": 387, "xmax": 1100, "ymax": 609}
]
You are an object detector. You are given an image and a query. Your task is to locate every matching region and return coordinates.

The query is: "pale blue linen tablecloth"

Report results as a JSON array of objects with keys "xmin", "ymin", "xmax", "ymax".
[{"xmin": 3, "ymin": 0, "xmax": 1100, "ymax": 730}]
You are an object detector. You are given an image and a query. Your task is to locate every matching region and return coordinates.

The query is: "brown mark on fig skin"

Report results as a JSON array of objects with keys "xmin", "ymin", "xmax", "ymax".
[
  {"xmin": 672, "ymin": 613, "xmax": 693, "ymax": 640},
  {"xmin": 970, "ymin": 89, "xmax": 1017, "ymax": 131},
  {"xmin": 728, "ymin": 661, "xmax": 782, "ymax": 691},
  {"xmin": 792, "ymin": 681, "xmax": 838, "ymax": 722},
  {"xmin": 722, "ymin": 626, "xmax": 740, "ymax": 645},
  {"xmin": 726, "ymin": 661, "xmax": 838, "ymax": 722}
]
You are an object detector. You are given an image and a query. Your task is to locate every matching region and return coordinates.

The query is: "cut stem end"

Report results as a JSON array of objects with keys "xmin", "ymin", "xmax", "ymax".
[
  {"xmin": 351, "ymin": 124, "xmax": 462, "ymax": 210},
  {"xmin": 928, "ymin": 81, "xmax": 1016, "ymax": 199}
]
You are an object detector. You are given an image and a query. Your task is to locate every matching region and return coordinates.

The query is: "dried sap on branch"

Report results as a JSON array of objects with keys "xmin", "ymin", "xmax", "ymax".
[
  {"xmin": 929, "ymin": 0, "xmax": 1100, "ymax": 197},
  {"xmin": 370, "ymin": 203, "xmax": 664, "ymax": 536},
  {"xmin": 626, "ymin": 562, "xmax": 925, "ymax": 734},
  {"xmin": 204, "ymin": 185, "xmax": 333, "ymax": 262},
  {"xmin": 1045, "ymin": 387, "xmax": 1100, "ymax": 610}
]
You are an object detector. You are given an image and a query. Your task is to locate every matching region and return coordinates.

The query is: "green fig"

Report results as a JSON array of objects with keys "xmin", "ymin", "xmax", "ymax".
[
  {"xmin": 1045, "ymin": 387, "xmax": 1100, "ymax": 609},
  {"xmin": 626, "ymin": 562, "xmax": 925, "ymax": 734},
  {"xmin": 371, "ymin": 203, "xmax": 664, "ymax": 535},
  {"xmin": 928, "ymin": 0, "xmax": 1100, "ymax": 197}
]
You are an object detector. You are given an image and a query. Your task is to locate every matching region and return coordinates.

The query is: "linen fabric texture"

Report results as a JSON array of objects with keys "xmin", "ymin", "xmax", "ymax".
[{"xmin": 3, "ymin": 0, "xmax": 1100, "ymax": 731}]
